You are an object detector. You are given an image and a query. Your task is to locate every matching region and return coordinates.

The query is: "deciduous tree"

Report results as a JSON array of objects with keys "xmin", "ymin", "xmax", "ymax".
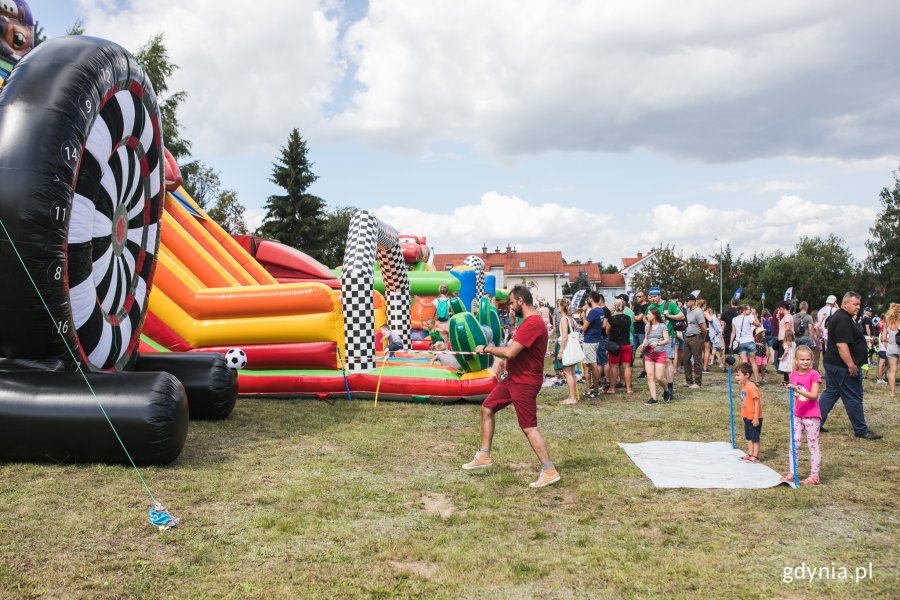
[{"xmin": 867, "ymin": 169, "xmax": 900, "ymax": 303}]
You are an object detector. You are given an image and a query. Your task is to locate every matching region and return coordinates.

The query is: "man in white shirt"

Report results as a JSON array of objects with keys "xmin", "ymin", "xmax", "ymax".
[{"xmin": 817, "ymin": 295, "xmax": 839, "ymax": 350}]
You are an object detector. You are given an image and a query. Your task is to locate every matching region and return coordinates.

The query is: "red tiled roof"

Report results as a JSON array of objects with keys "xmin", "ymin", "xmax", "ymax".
[
  {"xmin": 567, "ymin": 262, "xmax": 601, "ymax": 282},
  {"xmin": 566, "ymin": 264, "xmax": 624, "ymax": 287},
  {"xmin": 434, "ymin": 251, "xmax": 565, "ymax": 275},
  {"xmin": 621, "ymin": 251, "xmax": 654, "ymax": 269},
  {"xmin": 600, "ymin": 273, "xmax": 625, "ymax": 287}
]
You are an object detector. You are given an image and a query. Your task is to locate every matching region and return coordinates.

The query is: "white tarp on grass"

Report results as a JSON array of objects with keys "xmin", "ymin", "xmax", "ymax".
[{"xmin": 619, "ymin": 440, "xmax": 795, "ymax": 489}]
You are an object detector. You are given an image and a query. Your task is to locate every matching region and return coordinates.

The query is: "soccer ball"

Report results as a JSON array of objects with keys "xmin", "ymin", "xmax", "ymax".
[{"xmin": 224, "ymin": 348, "xmax": 247, "ymax": 370}]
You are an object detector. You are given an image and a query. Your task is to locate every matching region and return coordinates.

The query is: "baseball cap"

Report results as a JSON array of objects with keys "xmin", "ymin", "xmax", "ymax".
[
  {"xmin": 864, "ymin": 306, "xmax": 872, "ymax": 313},
  {"xmin": 684, "ymin": 294, "xmax": 696, "ymax": 302},
  {"xmin": 616, "ymin": 293, "xmax": 629, "ymax": 302},
  {"xmin": 826, "ymin": 294, "xmax": 837, "ymax": 304},
  {"xmin": 649, "ymin": 286, "xmax": 661, "ymax": 296}
]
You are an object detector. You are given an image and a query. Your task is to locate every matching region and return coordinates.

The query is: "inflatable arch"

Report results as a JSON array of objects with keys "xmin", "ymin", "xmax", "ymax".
[
  {"xmin": 341, "ymin": 210, "xmax": 411, "ymax": 371},
  {"xmin": 463, "ymin": 255, "xmax": 486, "ymax": 300}
]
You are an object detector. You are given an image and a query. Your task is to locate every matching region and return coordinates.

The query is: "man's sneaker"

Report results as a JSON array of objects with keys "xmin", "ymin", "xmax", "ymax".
[
  {"xmin": 663, "ymin": 389, "xmax": 670, "ymax": 401},
  {"xmin": 638, "ymin": 371, "xmax": 647, "ymax": 379},
  {"xmin": 529, "ymin": 467, "xmax": 561, "ymax": 488},
  {"xmin": 690, "ymin": 384, "xmax": 700, "ymax": 389},
  {"xmin": 819, "ymin": 426, "xmax": 829, "ymax": 433},
  {"xmin": 856, "ymin": 431, "xmax": 882, "ymax": 440},
  {"xmin": 462, "ymin": 451, "xmax": 494, "ymax": 470},
  {"xmin": 645, "ymin": 398, "xmax": 658, "ymax": 405}
]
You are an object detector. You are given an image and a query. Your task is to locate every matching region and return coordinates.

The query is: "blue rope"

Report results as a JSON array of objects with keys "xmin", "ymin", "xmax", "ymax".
[
  {"xmin": 336, "ymin": 347, "xmax": 353, "ymax": 402},
  {"xmin": 789, "ymin": 387, "xmax": 799, "ymax": 489},
  {"xmin": 0, "ymin": 219, "xmax": 174, "ymax": 527},
  {"xmin": 727, "ymin": 367, "xmax": 735, "ymax": 449}
]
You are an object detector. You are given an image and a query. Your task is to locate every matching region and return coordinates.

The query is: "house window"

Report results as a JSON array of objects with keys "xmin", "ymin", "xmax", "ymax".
[
  {"xmin": 519, "ymin": 260, "xmax": 526, "ymax": 268},
  {"xmin": 445, "ymin": 264, "xmax": 453, "ymax": 270}
]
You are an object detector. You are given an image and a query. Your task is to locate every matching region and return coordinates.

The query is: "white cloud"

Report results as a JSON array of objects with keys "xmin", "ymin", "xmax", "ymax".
[
  {"xmin": 79, "ymin": 0, "xmax": 345, "ymax": 156},
  {"xmin": 374, "ymin": 190, "xmax": 612, "ymax": 255},
  {"xmin": 75, "ymin": 1, "xmax": 900, "ymax": 165},
  {"xmin": 640, "ymin": 195, "xmax": 877, "ymax": 259},
  {"xmin": 374, "ymin": 191, "xmax": 876, "ymax": 265},
  {"xmin": 333, "ymin": 0, "xmax": 900, "ymax": 161}
]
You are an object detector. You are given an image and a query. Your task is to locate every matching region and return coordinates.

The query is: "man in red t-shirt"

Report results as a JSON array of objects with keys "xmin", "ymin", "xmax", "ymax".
[{"xmin": 462, "ymin": 285, "xmax": 560, "ymax": 488}]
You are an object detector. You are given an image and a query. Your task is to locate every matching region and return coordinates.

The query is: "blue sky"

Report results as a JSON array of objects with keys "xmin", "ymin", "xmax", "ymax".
[{"xmin": 31, "ymin": 1, "xmax": 899, "ymax": 266}]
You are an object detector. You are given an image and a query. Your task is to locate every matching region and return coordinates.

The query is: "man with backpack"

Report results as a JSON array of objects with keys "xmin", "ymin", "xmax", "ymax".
[
  {"xmin": 793, "ymin": 301, "xmax": 814, "ymax": 347},
  {"xmin": 817, "ymin": 295, "xmax": 839, "ymax": 350}
]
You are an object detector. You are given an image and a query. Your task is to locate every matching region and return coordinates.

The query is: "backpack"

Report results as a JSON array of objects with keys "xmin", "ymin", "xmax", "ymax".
[
  {"xmin": 668, "ymin": 302, "xmax": 687, "ymax": 332},
  {"xmin": 793, "ymin": 314, "xmax": 806, "ymax": 336},
  {"xmin": 436, "ymin": 297, "xmax": 450, "ymax": 321}
]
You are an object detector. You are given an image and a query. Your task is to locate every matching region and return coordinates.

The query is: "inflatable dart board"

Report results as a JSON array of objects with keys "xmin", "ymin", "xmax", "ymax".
[{"xmin": 0, "ymin": 36, "xmax": 164, "ymax": 371}]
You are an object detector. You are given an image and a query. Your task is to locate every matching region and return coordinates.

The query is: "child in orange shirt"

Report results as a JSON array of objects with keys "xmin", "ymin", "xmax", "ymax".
[{"xmin": 735, "ymin": 362, "xmax": 763, "ymax": 463}]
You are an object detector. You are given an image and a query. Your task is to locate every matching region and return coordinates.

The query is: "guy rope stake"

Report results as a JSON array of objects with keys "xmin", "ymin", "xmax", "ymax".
[
  {"xmin": 727, "ymin": 367, "xmax": 735, "ymax": 449},
  {"xmin": 789, "ymin": 386, "xmax": 799, "ymax": 489},
  {"xmin": 373, "ymin": 339, "xmax": 390, "ymax": 409},
  {"xmin": 336, "ymin": 348, "xmax": 352, "ymax": 403}
]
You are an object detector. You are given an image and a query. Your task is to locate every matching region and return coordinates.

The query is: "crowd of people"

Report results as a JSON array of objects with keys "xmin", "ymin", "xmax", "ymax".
[{"xmin": 448, "ymin": 285, "xmax": 895, "ymax": 489}]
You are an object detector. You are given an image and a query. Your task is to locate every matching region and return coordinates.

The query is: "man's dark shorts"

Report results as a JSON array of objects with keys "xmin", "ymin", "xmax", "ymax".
[
  {"xmin": 482, "ymin": 378, "xmax": 541, "ymax": 429},
  {"xmin": 743, "ymin": 417, "xmax": 763, "ymax": 442}
]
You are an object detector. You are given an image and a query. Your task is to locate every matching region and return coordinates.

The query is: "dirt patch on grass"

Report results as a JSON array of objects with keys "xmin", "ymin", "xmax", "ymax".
[
  {"xmin": 388, "ymin": 560, "xmax": 438, "ymax": 580},
  {"xmin": 422, "ymin": 493, "xmax": 456, "ymax": 519}
]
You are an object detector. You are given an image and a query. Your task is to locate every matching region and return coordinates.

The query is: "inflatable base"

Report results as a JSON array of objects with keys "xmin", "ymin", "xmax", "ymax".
[
  {"xmin": 0, "ymin": 370, "xmax": 188, "ymax": 465},
  {"xmin": 132, "ymin": 352, "xmax": 237, "ymax": 420},
  {"xmin": 235, "ymin": 355, "xmax": 496, "ymax": 402}
]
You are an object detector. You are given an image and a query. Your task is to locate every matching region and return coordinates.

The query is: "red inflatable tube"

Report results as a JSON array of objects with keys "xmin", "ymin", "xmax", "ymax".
[
  {"xmin": 237, "ymin": 373, "xmax": 348, "ymax": 395},
  {"xmin": 236, "ymin": 371, "xmax": 496, "ymax": 400},
  {"xmin": 198, "ymin": 342, "xmax": 337, "ymax": 370}
]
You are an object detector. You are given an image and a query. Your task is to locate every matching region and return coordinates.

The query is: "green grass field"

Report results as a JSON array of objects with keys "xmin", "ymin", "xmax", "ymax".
[{"xmin": 0, "ymin": 365, "xmax": 897, "ymax": 599}]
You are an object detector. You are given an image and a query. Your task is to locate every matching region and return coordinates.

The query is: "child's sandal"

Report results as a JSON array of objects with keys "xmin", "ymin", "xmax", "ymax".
[
  {"xmin": 748, "ymin": 456, "xmax": 760, "ymax": 463},
  {"xmin": 740, "ymin": 455, "xmax": 752, "ymax": 461}
]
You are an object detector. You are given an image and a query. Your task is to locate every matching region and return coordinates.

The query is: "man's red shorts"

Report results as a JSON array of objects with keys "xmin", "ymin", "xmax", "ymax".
[
  {"xmin": 482, "ymin": 378, "xmax": 541, "ymax": 429},
  {"xmin": 608, "ymin": 344, "xmax": 633, "ymax": 365}
]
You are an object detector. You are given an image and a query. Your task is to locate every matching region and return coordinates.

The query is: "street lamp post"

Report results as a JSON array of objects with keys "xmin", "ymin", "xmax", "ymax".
[{"xmin": 714, "ymin": 238, "xmax": 724, "ymax": 314}]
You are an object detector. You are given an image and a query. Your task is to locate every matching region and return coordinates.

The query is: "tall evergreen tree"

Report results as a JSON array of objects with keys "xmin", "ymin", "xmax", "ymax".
[
  {"xmin": 867, "ymin": 169, "xmax": 900, "ymax": 303},
  {"xmin": 257, "ymin": 129, "xmax": 327, "ymax": 260}
]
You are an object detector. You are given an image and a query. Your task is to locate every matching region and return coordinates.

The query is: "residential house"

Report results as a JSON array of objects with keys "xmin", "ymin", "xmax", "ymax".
[
  {"xmin": 433, "ymin": 245, "xmax": 568, "ymax": 305},
  {"xmin": 619, "ymin": 251, "xmax": 656, "ymax": 294},
  {"xmin": 566, "ymin": 261, "xmax": 626, "ymax": 299}
]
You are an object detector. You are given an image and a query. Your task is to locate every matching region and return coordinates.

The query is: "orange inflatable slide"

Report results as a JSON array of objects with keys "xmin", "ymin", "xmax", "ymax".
[{"xmin": 139, "ymin": 172, "xmax": 495, "ymax": 402}]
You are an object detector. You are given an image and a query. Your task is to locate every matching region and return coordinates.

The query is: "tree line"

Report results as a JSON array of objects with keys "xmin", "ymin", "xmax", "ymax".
[{"xmin": 563, "ymin": 179, "xmax": 898, "ymax": 313}]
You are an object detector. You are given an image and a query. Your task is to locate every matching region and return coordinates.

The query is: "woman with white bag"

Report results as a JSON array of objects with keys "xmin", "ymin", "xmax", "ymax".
[{"xmin": 554, "ymin": 298, "xmax": 583, "ymax": 405}]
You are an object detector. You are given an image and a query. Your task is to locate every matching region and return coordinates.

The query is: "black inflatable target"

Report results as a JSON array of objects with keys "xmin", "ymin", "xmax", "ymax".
[{"xmin": 0, "ymin": 36, "xmax": 164, "ymax": 371}]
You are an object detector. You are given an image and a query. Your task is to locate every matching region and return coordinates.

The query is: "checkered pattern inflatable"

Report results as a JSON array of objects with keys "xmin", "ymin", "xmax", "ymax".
[
  {"xmin": 463, "ymin": 255, "xmax": 485, "ymax": 299},
  {"xmin": 341, "ymin": 211, "xmax": 411, "ymax": 371}
]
